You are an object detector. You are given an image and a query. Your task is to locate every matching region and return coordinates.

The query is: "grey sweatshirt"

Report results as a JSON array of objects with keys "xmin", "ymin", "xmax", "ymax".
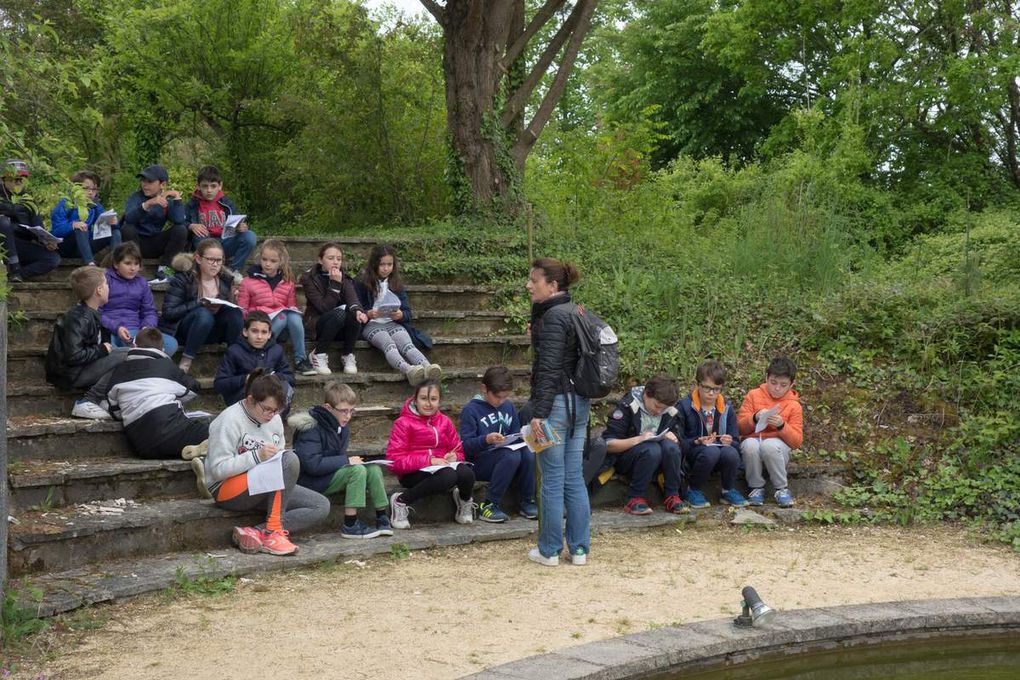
[{"xmin": 205, "ymin": 400, "xmax": 286, "ymax": 488}]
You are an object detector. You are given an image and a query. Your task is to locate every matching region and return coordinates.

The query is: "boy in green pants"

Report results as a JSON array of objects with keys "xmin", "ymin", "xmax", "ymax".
[{"xmin": 290, "ymin": 382, "xmax": 391, "ymax": 538}]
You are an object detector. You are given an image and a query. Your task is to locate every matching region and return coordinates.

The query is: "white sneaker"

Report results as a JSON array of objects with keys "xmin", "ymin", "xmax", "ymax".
[
  {"xmin": 528, "ymin": 547, "xmax": 559, "ymax": 567},
  {"xmin": 181, "ymin": 440, "xmax": 208, "ymax": 460},
  {"xmin": 570, "ymin": 548, "xmax": 588, "ymax": 566},
  {"xmin": 426, "ymin": 363, "xmax": 442, "ymax": 381},
  {"xmin": 390, "ymin": 491, "xmax": 411, "ymax": 530},
  {"xmin": 310, "ymin": 352, "xmax": 331, "ymax": 375},
  {"xmin": 453, "ymin": 489, "xmax": 476, "ymax": 524},
  {"xmin": 191, "ymin": 458, "xmax": 211, "ymax": 499},
  {"xmin": 405, "ymin": 364, "xmax": 427, "ymax": 385},
  {"xmin": 342, "ymin": 353, "xmax": 357, "ymax": 375},
  {"xmin": 71, "ymin": 399, "xmax": 111, "ymax": 420}
]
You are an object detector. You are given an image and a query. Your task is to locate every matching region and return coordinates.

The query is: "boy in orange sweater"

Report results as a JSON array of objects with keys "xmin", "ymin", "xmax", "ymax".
[{"xmin": 737, "ymin": 357, "xmax": 804, "ymax": 507}]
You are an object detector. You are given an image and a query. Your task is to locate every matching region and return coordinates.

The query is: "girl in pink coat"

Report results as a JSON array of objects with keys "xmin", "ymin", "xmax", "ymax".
[
  {"xmin": 237, "ymin": 239, "xmax": 315, "ymax": 375},
  {"xmin": 386, "ymin": 380, "xmax": 476, "ymax": 529}
]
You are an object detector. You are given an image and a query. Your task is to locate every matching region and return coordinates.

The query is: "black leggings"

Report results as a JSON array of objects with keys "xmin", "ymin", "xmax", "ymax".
[
  {"xmin": 314, "ymin": 307, "xmax": 362, "ymax": 355},
  {"xmin": 399, "ymin": 466, "xmax": 475, "ymax": 504}
]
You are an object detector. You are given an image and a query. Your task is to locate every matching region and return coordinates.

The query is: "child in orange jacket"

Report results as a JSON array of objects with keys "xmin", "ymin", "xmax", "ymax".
[{"xmin": 737, "ymin": 357, "xmax": 804, "ymax": 508}]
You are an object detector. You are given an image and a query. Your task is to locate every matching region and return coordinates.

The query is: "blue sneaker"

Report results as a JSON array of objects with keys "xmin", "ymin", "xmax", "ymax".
[
  {"xmin": 478, "ymin": 500, "xmax": 509, "ymax": 523},
  {"xmin": 720, "ymin": 489, "xmax": 748, "ymax": 506},
  {"xmin": 747, "ymin": 488, "xmax": 765, "ymax": 506},
  {"xmin": 520, "ymin": 499, "xmax": 539, "ymax": 520},
  {"xmin": 775, "ymin": 488, "xmax": 795, "ymax": 507},
  {"xmin": 375, "ymin": 514, "xmax": 394, "ymax": 537},
  {"xmin": 685, "ymin": 489, "xmax": 710, "ymax": 509},
  {"xmin": 341, "ymin": 519, "xmax": 381, "ymax": 539}
]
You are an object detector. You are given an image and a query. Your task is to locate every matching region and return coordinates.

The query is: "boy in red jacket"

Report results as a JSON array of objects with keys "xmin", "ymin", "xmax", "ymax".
[{"xmin": 737, "ymin": 357, "xmax": 804, "ymax": 507}]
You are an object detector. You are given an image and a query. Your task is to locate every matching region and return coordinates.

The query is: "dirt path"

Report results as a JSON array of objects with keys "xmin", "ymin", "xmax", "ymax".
[{"xmin": 22, "ymin": 524, "xmax": 1020, "ymax": 679}]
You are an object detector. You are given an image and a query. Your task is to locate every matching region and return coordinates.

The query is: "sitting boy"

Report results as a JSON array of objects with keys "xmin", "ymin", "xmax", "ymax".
[
  {"xmin": 290, "ymin": 382, "xmax": 392, "ymax": 539},
  {"xmin": 678, "ymin": 360, "xmax": 746, "ymax": 508},
  {"xmin": 737, "ymin": 356, "xmax": 804, "ymax": 507},
  {"xmin": 184, "ymin": 165, "xmax": 256, "ymax": 271},
  {"xmin": 459, "ymin": 366, "xmax": 538, "ymax": 522},
  {"xmin": 44, "ymin": 265, "xmax": 127, "ymax": 419},
  {"xmin": 105, "ymin": 327, "xmax": 208, "ymax": 459},
  {"xmin": 0, "ymin": 158, "xmax": 61, "ymax": 281},
  {"xmin": 214, "ymin": 310, "xmax": 295, "ymax": 407},
  {"xmin": 602, "ymin": 372, "xmax": 686, "ymax": 515},
  {"xmin": 120, "ymin": 164, "xmax": 189, "ymax": 285}
]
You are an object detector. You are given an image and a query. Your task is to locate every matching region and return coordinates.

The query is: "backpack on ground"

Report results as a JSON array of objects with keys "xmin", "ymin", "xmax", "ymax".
[{"xmin": 570, "ymin": 304, "xmax": 619, "ymax": 399}]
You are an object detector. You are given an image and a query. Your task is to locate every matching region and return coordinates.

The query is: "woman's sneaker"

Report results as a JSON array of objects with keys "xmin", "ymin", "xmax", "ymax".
[
  {"xmin": 390, "ymin": 492, "xmax": 411, "ymax": 529},
  {"xmin": 453, "ymin": 489, "xmax": 476, "ymax": 524},
  {"xmin": 342, "ymin": 353, "xmax": 357, "ymax": 375},
  {"xmin": 747, "ymin": 488, "xmax": 765, "ymax": 506},
  {"xmin": 519, "ymin": 499, "xmax": 539, "ymax": 520},
  {"xmin": 528, "ymin": 547, "xmax": 558, "ymax": 567},
  {"xmin": 685, "ymin": 489, "xmax": 711, "ymax": 509},
  {"xmin": 720, "ymin": 489, "xmax": 748, "ymax": 506},
  {"xmin": 341, "ymin": 519, "xmax": 381, "ymax": 539},
  {"xmin": 775, "ymin": 488, "xmax": 795, "ymax": 507},
  {"xmin": 310, "ymin": 352, "xmax": 332, "ymax": 375},
  {"xmin": 260, "ymin": 529, "xmax": 298, "ymax": 556},
  {"xmin": 296, "ymin": 358, "xmax": 317, "ymax": 376},
  {"xmin": 478, "ymin": 500, "xmax": 509, "ymax": 523}
]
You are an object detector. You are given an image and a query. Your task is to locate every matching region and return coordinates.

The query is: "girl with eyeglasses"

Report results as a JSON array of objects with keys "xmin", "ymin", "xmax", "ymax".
[{"xmin": 160, "ymin": 238, "xmax": 243, "ymax": 373}]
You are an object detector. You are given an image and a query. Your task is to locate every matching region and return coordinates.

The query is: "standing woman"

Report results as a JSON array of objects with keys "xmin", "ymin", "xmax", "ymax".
[{"xmin": 526, "ymin": 257, "xmax": 591, "ymax": 567}]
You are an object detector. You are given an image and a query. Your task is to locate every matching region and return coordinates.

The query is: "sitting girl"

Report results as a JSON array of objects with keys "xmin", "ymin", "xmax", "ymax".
[
  {"xmin": 160, "ymin": 238, "xmax": 243, "ymax": 373},
  {"xmin": 386, "ymin": 380, "xmax": 475, "ymax": 529},
  {"xmin": 101, "ymin": 242, "xmax": 178, "ymax": 354},
  {"xmin": 238, "ymin": 239, "xmax": 315, "ymax": 375},
  {"xmin": 201, "ymin": 369, "xmax": 330, "ymax": 556},
  {"xmin": 300, "ymin": 242, "xmax": 367, "ymax": 375},
  {"xmin": 355, "ymin": 244, "xmax": 439, "ymax": 385}
]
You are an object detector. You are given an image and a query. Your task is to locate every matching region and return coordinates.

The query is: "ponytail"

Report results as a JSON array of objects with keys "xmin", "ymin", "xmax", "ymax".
[
  {"xmin": 244, "ymin": 368, "xmax": 287, "ymax": 405},
  {"xmin": 531, "ymin": 257, "xmax": 580, "ymax": 291}
]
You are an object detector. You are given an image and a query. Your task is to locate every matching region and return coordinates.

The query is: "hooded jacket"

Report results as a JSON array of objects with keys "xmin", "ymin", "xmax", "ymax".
[
  {"xmin": 528, "ymin": 292, "xmax": 579, "ymax": 419},
  {"xmin": 50, "ymin": 198, "xmax": 110, "ymax": 240},
  {"xmin": 213, "ymin": 336, "xmax": 294, "ymax": 406},
  {"xmin": 237, "ymin": 265, "xmax": 298, "ymax": 316},
  {"xmin": 159, "ymin": 252, "xmax": 241, "ymax": 334},
  {"xmin": 602, "ymin": 386, "xmax": 681, "ymax": 445},
  {"xmin": 101, "ymin": 268, "xmax": 158, "ymax": 336},
  {"xmin": 677, "ymin": 391, "xmax": 740, "ymax": 453},
  {"xmin": 385, "ymin": 397, "xmax": 462, "ymax": 476},
  {"xmin": 185, "ymin": 189, "xmax": 239, "ymax": 239},
  {"xmin": 289, "ymin": 406, "xmax": 352, "ymax": 493},
  {"xmin": 737, "ymin": 384, "xmax": 804, "ymax": 449},
  {"xmin": 458, "ymin": 395, "xmax": 520, "ymax": 460},
  {"xmin": 122, "ymin": 189, "xmax": 186, "ymax": 238},
  {"xmin": 300, "ymin": 264, "xmax": 363, "ymax": 338}
]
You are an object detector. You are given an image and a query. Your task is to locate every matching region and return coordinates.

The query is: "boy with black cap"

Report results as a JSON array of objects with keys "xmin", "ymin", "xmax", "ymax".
[
  {"xmin": 121, "ymin": 164, "xmax": 189, "ymax": 287},
  {"xmin": 0, "ymin": 158, "xmax": 61, "ymax": 281}
]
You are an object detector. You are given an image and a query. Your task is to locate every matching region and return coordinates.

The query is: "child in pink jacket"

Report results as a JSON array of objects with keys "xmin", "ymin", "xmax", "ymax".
[
  {"xmin": 386, "ymin": 380, "xmax": 476, "ymax": 529},
  {"xmin": 237, "ymin": 239, "xmax": 315, "ymax": 375}
]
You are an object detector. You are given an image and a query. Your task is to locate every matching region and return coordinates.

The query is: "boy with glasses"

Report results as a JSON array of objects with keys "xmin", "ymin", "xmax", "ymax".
[
  {"xmin": 290, "ymin": 381, "xmax": 392, "ymax": 538},
  {"xmin": 51, "ymin": 170, "xmax": 121, "ymax": 265},
  {"xmin": 0, "ymin": 158, "xmax": 61, "ymax": 281},
  {"xmin": 678, "ymin": 360, "xmax": 746, "ymax": 508}
]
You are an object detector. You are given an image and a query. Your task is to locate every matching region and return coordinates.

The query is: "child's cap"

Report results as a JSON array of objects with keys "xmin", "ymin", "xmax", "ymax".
[
  {"xmin": 136, "ymin": 165, "xmax": 169, "ymax": 182},
  {"xmin": 2, "ymin": 159, "xmax": 30, "ymax": 178}
]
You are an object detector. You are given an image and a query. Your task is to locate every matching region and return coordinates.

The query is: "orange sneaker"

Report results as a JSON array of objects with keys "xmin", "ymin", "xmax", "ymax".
[
  {"xmin": 260, "ymin": 529, "xmax": 298, "ymax": 556},
  {"xmin": 232, "ymin": 526, "xmax": 262, "ymax": 554}
]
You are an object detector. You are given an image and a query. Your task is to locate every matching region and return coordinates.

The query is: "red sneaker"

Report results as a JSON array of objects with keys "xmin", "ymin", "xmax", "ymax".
[
  {"xmin": 664, "ymin": 494, "xmax": 691, "ymax": 515},
  {"xmin": 232, "ymin": 526, "xmax": 262, "ymax": 554},
  {"xmin": 260, "ymin": 529, "xmax": 298, "ymax": 556},
  {"xmin": 624, "ymin": 497, "xmax": 653, "ymax": 515}
]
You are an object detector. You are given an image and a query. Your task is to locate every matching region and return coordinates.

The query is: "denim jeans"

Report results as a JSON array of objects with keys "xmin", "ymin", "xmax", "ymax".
[
  {"xmin": 536, "ymin": 393, "xmax": 591, "ymax": 558},
  {"xmin": 111, "ymin": 327, "xmax": 179, "ymax": 356},
  {"xmin": 270, "ymin": 309, "xmax": 306, "ymax": 361},
  {"xmin": 175, "ymin": 305, "xmax": 243, "ymax": 359},
  {"xmin": 58, "ymin": 226, "xmax": 122, "ymax": 265},
  {"xmin": 686, "ymin": 444, "xmax": 740, "ymax": 491},
  {"xmin": 192, "ymin": 230, "xmax": 257, "ymax": 272}
]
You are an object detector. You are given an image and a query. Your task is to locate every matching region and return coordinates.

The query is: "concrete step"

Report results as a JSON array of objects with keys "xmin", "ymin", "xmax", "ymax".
[
  {"xmin": 6, "ymin": 281, "xmax": 501, "ymax": 314},
  {"xmin": 5, "ymin": 366, "xmax": 531, "ymax": 418},
  {"xmin": 6, "ymin": 334, "xmax": 531, "ymax": 383},
  {"xmin": 7, "ymin": 308, "xmax": 517, "ymax": 351}
]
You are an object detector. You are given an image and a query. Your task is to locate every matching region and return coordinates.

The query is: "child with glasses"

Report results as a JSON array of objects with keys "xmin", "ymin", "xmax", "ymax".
[
  {"xmin": 51, "ymin": 170, "xmax": 122, "ymax": 266},
  {"xmin": 291, "ymin": 382, "xmax": 392, "ymax": 539},
  {"xmin": 677, "ymin": 359, "xmax": 746, "ymax": 508}
]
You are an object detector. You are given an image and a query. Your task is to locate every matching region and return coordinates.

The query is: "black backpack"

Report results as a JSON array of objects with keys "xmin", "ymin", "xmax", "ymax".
[{"xmin": 570, "ymin": 304, "xmax": 619, "ymax": 399}]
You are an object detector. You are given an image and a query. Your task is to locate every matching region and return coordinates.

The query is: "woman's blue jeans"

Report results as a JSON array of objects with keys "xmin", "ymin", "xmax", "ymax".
[
  {"xmin": 536, "ymin": 393, "xmax": 591, "ymax": 558},
  {"xmin": 175, "ymin": 305, "xmax": 243, "ymax": 359}
]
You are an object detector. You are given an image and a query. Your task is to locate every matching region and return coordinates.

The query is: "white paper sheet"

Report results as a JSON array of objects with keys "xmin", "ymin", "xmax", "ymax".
[{"xmin": 247, "ymin": 451, "xmax": 285, "ymax": 495}]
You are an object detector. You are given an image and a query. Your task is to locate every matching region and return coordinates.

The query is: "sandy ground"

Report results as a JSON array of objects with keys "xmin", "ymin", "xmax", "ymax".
[{"xmin": 16, "ymin": 523, "xmax": 1020, "ymax": 679}]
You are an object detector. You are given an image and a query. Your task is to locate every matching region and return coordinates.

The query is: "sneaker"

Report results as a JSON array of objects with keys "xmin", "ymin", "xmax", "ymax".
[
  {"xmin": 259, "ymin": 529, "xmax": 298, "ymax": 556},
  {"xmin": 720, "ymin": 489, "xmax": 748, "ymax": 507},
  {"xmin": 747, "ymin": 488, "xmax": 765, "ymax": 506},
  {"xmin": 426, "ymin": 363, "xmax": 442, "ymax": 381},
  {"xmin": 390, "ymin": 491, "xmax": 411, "ymax": 530},
  {"xmin": 71, "ymin": 398, "xmax": 111, "ymax": 420},
  {"xmin": 341, "ymin": 519, "xmax": 381, "ymax": 539},
  {"xmin": 519, "ymin": 499, "xmax": 539, "ymax": 520},
  {"xmin": 624, "ymin": 497, "xmax": 653, "ymax": 515},
  {"xmin": 528, "ymin": 547, "xmax": 559, "ymax": 567},
  {"xmin": 310, "ymin": 352, "xmax": 332, "ymax": 375},
  {"xmin": 7, "ymin": 266, "xmax": 23, "ymax": 283},
  {"xmin": 181, "ymin": 440, "xmax": 208, "ymax": 460},
  {"xmin": 296, "ymin": 358, "xmax": 317, "ymax": 376},
  {"xmin": 342, "ymin": 353, "xmax": 357, "ymax": 375},
  {"xmin": 232, "ymin": 526, "xmax": 262, "ymax": 554},
  {"xmin": 685, "ymin": 489, "xmax": 711, "ymax": 509},
  {"xmin": 405, "ymin": 364, "xmax": 427, "ymax": 385},
  {"xmin": 478, "ymin": 500, "xmax": 509, "ymax": 523},
  {"xmin": 453, "ymin": 489, "xmax": 476, "ymax": 524},
  {"xmin": 148, "ymin": 266, "xmax": 173, "ymax": 290},
  {"xmin": 375, "ymin": 514, "xmax": 394, "ymax": 536},
  {"xmin": 570, "ymin": 547, "xmax": 588, "ymax": 566},
  {"xmin": 663, "ymin": 494, "xmax": 690, "ymax": 514},
  {"xmin": 775, "ymin": 488, "xmax": 795, "ymax": 507},
  {"xmin": 191, "ymin": 458, "xmax": 211, "ymax": 499}
]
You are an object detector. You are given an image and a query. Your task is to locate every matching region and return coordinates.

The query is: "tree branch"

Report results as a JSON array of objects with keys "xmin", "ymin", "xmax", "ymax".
[
  {"xmin": 501, "ymin": 0, "xmax": 585, "ymax": 127},
  {"xmin": 502, "ymin": 0, "xmax": 567, "ymax": 69},
  {"xmin": 419, "ymin": 0, "xmax": 446, "ymax": 24}
]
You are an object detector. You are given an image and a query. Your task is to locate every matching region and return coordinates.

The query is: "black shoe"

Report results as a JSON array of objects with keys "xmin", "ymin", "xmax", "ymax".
[
  {"xmin": 296, "ymin": 358, "xmax": 317, "ymax": 376},
  {"xmin": 7, "ymin": 267, "xmax": 23, "ymax": 283}
]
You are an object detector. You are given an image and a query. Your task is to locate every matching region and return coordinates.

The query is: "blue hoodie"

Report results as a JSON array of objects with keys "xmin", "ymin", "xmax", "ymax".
[{"xmin": 458, "ymin": 394, "xmax": 520, "ymax": 460}]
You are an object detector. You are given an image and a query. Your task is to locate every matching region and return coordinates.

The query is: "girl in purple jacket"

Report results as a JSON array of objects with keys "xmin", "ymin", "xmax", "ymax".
[{"xmin": 101, "ymin": 242, "xmax": 179, "ymax": 355}]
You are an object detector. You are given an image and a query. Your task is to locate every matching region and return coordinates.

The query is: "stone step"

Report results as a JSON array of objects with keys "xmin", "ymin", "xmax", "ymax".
[
  {"xmin": 6, "ymin": 281, "xmax": 500, "ymax": 314},
  {"xmin": 5, "ymin": 366, "xmax": 531, "ymax": 418},
  {"xmin": 7, "ymin": 308, "xmax": 516, "ymax": 350},
  {"xmin": 6, "ymin": 334, "xmax": 531, "ymax": 383}
]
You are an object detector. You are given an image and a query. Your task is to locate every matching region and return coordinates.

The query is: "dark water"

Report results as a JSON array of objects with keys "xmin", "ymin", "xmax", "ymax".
[{"xmin": 645, "ymin": 634, "xmax": 1020, "ymax": 680}]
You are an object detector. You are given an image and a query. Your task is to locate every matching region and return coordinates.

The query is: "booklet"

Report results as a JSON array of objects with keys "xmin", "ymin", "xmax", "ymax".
[
  {"xmin": 247, "ymin": 450, "xmax": 286, "ymax": 495},
  {"xmin": 221, "ymin": 214, "xmax": 246, "ymax": 239},
  {"xmin": 268, "ymin": 307, "xmax": 303, "ymax": 321},
  {"xmin": 522, "ymin": 420, "xmax": 562, "ymax": 453},
  {"xmin": 484, "ymin": 432, "xmax": 529, "ymax": 452},
  {"xmin": 644, "ymin": 429, "xmax": 673, "ymax": 442},
  {"xmin": 754, "ymin": 406, "xmax": 781, "ymax": 433},
  {"xmin": 200, "ymin": 297, "xmax": 242, "ymax": 309},
  {"xmin": 18, "ymin": 223, "xmax": 61, "ymax": 245},
  {"xmin": 92, "ymin": 209, "xmax": 118, "ymax": 240},
  {"xmin": 420, "ymin": 461, "xmax": 474, "ymax": 474}
]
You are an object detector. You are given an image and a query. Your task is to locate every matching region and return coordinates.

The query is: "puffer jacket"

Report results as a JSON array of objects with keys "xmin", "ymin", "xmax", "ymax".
[
  {"xmin": 290, "ymin": 406, "xmax": 352, "ymax": 493},
  {"xmin": 237, "ymin": 265, "xmax": 298, "ymax": 317},
  {"xmin": 159, "ymin": 252, "xmax": 241, "ymax": 334},
  {"xmin": 101, "ymin": 268, "xmax": 158, "ymax": 336},
  {"xmin": 213, "ymin": 336, "xmax": 294, "ymax": 405},
  {"xmin": 737, "ymin": 384, "xmax": 804, "ymax": 449},
  {"xmin": 300, "ymin": 264, "xmax": 363, "ymax": 338},
  {"xmin": 50, "ymin": 198, "xmax": 110, "ymax": 239},
  {"xmin": 528, "ymin": 292, "xmax": 579, "ymax": 419},
  {"xmin": 385, "ymin": 398, "xmax": 462, "ymax": 477}
]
